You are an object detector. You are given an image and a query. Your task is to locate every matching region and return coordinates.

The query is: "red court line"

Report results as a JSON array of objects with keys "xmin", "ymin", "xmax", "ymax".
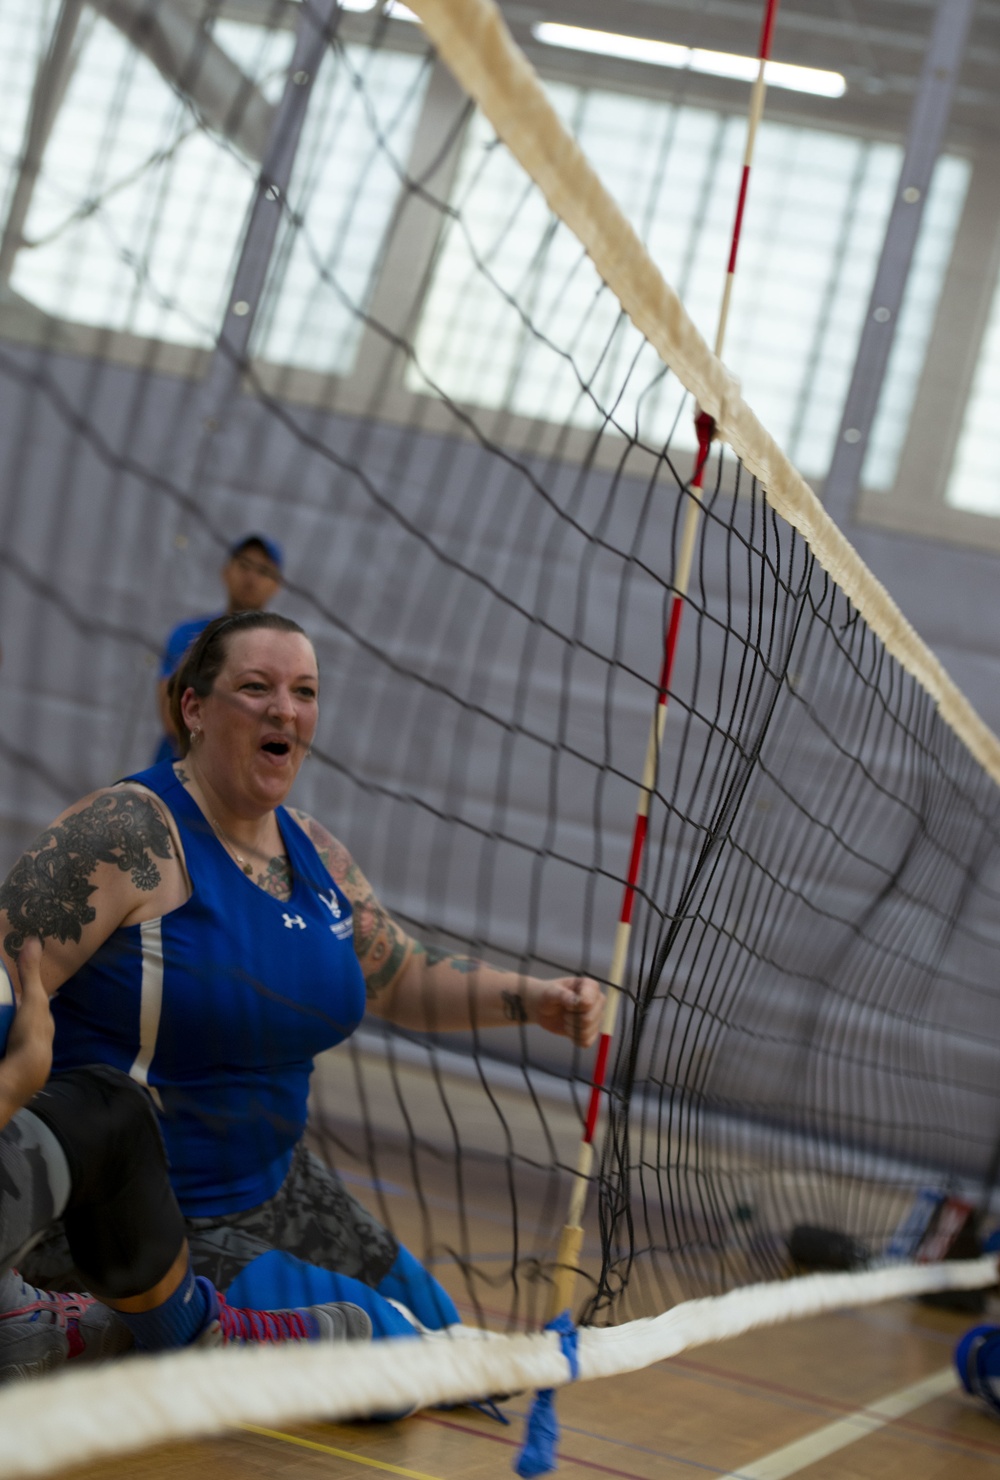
[
  {"xmin": 419, "ymin": 1402, "xmax": 1000, "ymax": 1477},
  {"xmin": 416, "ymin": 1414, "xmax": 663, "ymax": 1480}
]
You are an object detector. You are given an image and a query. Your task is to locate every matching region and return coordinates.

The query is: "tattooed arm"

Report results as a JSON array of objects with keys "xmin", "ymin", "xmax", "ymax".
[
  {"xmin": 0, "ymin": 787, "xmax": 177, "ymax": 996},
  {"xmin": 291, "ymin": 811, "xmax": 604, "ymax": 1046}
]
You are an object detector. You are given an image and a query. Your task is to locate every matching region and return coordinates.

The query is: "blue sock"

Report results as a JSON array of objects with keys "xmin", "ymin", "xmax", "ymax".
[{"xmin": 114, "ymin": 1261, "xmax": 211, "ymax": 1351}]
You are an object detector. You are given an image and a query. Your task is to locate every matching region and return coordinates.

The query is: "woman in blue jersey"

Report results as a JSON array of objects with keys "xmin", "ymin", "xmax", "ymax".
[{"xmin": 0, "ymin": 612, "xmax": 604, "ymax": 1337}]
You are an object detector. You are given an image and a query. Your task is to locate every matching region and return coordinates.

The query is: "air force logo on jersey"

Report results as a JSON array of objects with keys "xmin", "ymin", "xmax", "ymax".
[{"xmin": 320, "ymin": 889, "xmax": 354, "ymax": 940}]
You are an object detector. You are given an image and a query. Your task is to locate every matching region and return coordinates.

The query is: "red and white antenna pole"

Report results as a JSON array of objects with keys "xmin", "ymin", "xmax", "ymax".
[{"xmin": 549, "ymin": 0, "xmax": 782, "ymax": 1319}]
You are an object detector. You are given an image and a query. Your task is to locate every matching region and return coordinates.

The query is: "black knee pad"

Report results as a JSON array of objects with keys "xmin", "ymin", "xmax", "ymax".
[
  {"xmin": 28, "ymin": 1066, "xmax": 185, "ymax": 1299},
  {"xmin": 30, "ymin": 1066, "xmax": 158, "ymax": 1204}
]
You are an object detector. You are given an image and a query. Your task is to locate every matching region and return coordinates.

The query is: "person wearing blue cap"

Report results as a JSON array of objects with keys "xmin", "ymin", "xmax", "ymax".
[{"xmin": 153, "ymin": 535, "xmax": 283, "ymax": 764}]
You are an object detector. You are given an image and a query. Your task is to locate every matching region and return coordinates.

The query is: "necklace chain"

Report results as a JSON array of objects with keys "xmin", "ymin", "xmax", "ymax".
[
  {"xmin": 182, "ymin": 760, "xmax": 263, "ymax": 877},
  {"xmin": 210, "ymin": 816, "xmax": 255, "ymax": 875},
  {"xmin": 206, "ymin": 810, "xmax": 257, "ymax": 877}
]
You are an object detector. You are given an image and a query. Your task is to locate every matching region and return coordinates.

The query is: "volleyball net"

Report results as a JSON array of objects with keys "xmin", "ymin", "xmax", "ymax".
[{"xmin": 2, "ymin": 0, "xmax": 1000, "ymax": 1469}]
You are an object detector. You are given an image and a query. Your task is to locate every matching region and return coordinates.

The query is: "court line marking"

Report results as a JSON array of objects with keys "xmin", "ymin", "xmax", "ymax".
[
  {"xmin": 241, "ymin": 1424, "xmax": 445, "ymax": 1480},
  {"xmin": 419, "ymin": 1412, "xmax": 669, "ymax": 1480},
  {"xmin": 425, "ymin": 1391, "xmax": 1000, "ymax": 1479},
  {"xmin": 676, "ymin": 1349, "xmax": 985, "ymax": 1429},
  {"xmin": 244, "ymin": 1370, "xmax": 986, "ymax": 1480},
  {"xmin": 636, "ymin": 1359, "xmax": 1000, "ymax": 1462},
  {"xmin": 716, "ymin": 1366, "xmax": 958, "ymax": 1480}
]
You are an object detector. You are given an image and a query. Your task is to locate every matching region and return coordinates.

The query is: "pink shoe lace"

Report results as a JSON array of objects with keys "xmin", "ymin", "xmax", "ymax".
[
  {"xmin": 0, "ymin": 1287, "xmax": 97, "ymax": 1358},
  {"xmin": 215, "ymin": 1292, "xmax": 313, "ymax": 1344}
]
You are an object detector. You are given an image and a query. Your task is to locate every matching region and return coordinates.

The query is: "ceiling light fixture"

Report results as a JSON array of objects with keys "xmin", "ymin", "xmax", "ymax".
[
  {"xmin": 532, "ymin": 23, "xmax": 846, "ymax": 99},
  {"xmin": 339, "ymin": 0, "xmax": 421, "ymax": 18}
]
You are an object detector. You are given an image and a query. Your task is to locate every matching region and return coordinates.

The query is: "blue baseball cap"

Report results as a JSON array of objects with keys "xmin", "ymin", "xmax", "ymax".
[{"xmin": 230, "ymin": 533, "xmax": 283, "ymax": 571}]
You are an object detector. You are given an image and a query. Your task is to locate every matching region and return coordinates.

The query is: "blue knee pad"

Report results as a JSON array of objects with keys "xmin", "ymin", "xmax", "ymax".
[
  {"xmin": 955, "ymin": 1324, "xmax": 1000, "ymax": 1415},
  {"xmin": 376, "ymin": 1246, "xmax": 459, "ymax": 1331},
  {"xmin": 225, "ymin": 1250, "xmax": 420, "ymax": 1340}
]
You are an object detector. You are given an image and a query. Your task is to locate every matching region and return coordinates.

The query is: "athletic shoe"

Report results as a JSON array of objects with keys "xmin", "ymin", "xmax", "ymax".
[
  {"xmin": 0, "ymin": 1279, "xmax": 133, "ymax": 1383},
  {"xmin": 0, "ymin": 1320, "xmax": 67, "ymax": 1383},
  {"xmin": 194, "ymin": 1278, "xmax": 373, "ymax": 1348}
]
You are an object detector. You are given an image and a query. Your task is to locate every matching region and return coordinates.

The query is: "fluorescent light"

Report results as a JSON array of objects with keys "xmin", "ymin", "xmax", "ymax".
[
  {"xmin": 338, "ymin": 0, "xmax": 420, "ymax": 19},
  {"xmin": 691, "ymin": 50, "xmax": 844, "ymax": 95},
  {"xmin": 532, "ymin": 23, "xmax": 846, "ymax": 99}
]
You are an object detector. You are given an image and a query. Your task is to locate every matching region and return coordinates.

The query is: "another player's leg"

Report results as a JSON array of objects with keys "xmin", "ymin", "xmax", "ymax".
[
  {"xmin": 0, "ymin": 1106, "xmax": 132, "ymax": 1380},
  {"xmin": 1, "ymin": 1066, "xmax": 371, "ymax": 1381}
]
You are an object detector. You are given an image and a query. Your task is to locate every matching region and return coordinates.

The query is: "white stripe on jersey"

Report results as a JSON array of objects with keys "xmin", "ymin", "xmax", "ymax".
[{"xmin": 130, "ymin": 918, "xmax": 165, "ymax": 1111}]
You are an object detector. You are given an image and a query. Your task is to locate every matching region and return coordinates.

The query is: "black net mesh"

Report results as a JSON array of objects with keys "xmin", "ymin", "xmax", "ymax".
[{"xmin": 1, "ymin": 0, "xmax": 999, "ymax": 1340}]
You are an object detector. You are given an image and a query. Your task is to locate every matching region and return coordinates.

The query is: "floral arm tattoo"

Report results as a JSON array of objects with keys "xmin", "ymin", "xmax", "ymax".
[
  {"xmin": 291, "ymin": 810, "xmax": 410, "ymax": 1001},
  {"xmin": 290, "ymin": 810, "xmax": 363, "ymax": 891},
  {"xmin": 289, "ymin": 811, "xmax": 486, "ymax": 1002},
  {"xmin": 353, "ymin": 894, "xmax": 411, "ymax": 1000},
  {"xmin": 0, "ymin": 792, "xmax": 173, "ymax": 955}
]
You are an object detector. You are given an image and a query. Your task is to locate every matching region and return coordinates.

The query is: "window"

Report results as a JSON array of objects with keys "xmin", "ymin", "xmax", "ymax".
[
  {"xmin": 11, "ymin": 12, "xmax": 262, "ymax": 347},
  {"xmin": 0, "ymin": 10, "xmax": 975, "ymax": 525},
  {"xmin": 410, "ymin": 87, "xmax": 966, "ymax": 482},
  {"xmin": 0, "ymin": 1, "xmax": 60, "ymax": 228},
  {"xmin": 7, "ymin": 12, "xmax": 426, "ymax": 375},
  {"xmin": 250, "ymin": 44, "xmax": 429, "ymax": 377}
]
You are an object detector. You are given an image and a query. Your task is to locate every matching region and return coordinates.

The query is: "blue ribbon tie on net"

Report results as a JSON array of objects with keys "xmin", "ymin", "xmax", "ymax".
[{"xmin": 514, "ymin": 1311, "xmax": 580, "ymax": 1478}]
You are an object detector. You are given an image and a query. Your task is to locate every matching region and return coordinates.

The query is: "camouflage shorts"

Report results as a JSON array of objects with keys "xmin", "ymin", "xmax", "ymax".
[
  {"xmin": 21, "ymin": 1138, "xmax": 398, "ymax": 1295},
  {"xmin": 185, "ymin": 1140, "xmax": 399, "ymax": 1292}
]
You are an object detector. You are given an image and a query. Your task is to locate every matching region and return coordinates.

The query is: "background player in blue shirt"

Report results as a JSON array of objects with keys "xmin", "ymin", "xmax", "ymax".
[{"xmin": 154, "ymin": 534, "xmax": 283, "ymax": 764}]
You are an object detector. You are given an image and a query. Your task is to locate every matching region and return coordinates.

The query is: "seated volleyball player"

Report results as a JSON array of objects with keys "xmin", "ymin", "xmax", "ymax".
[
  {"xmin": 0, "ymin": 612, "xmax": 603, "ymax": 1350},
  {"xmin": 0, "ymin": 940, "xmax": 371, "ymax": 1382}
]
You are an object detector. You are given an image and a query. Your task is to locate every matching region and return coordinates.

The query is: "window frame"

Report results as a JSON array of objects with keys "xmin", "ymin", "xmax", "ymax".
[{"xmin": 0, "ymin": 5, "xmax": 994, "ymax": 528}]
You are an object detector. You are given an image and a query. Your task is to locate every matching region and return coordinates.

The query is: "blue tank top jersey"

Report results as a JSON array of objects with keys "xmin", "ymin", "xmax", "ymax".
[{"xmin": 50, "ymin": 762, "xmax": 367, "ymax": 1217}]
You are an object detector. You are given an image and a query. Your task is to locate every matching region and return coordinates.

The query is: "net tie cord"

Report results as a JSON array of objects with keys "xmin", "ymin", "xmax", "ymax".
[{"xmin": 515, "ymin": 1311, "xmax": 580, "ymax": 1479}]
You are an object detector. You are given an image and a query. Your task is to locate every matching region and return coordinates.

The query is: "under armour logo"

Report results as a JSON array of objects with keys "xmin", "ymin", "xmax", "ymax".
[{"xmin": 283, "ymin": 913, "xmax": 306, "ymax": 930}]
